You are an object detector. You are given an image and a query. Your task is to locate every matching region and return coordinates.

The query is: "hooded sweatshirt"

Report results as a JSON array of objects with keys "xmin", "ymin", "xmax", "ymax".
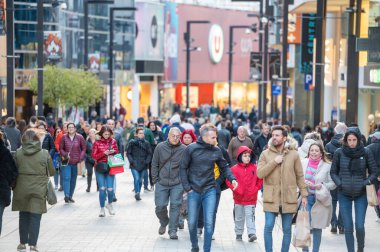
[{"xmin": 226, "ymin": 146, "xmax": 263, "ymax": 205}]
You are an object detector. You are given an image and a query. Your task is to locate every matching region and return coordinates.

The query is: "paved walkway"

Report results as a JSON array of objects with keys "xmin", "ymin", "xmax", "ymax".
[{"xmin": 1, "ymin": 167, "xmax": 380, "ymax": 251}]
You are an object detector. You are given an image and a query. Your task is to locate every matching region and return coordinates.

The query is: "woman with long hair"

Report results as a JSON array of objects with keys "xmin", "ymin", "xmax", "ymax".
[
  {"xmin": 12, "ymin": 129, "xmax": 55, "ymax": 252},
  {"xmin": 330, "ymin": 127, "xmax": 379, "ymax": 252},
  {"xmin": 85, "ymin": 129, "xmax": 97, "ymax": 192},
  {"xmin": 301, "ymin": 143, "xmax": 336, "ymax": 252},
  {"xmin": 92, "ymin": 126, "xmax": 118, "ymax": 217}
]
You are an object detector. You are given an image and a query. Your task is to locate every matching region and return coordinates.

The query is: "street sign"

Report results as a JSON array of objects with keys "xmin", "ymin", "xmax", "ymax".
[
  {"xmin": 304, "ymin": 73, "xmax": 313, "ymax": 90},
  {"xmin": 272, "ymin": 84, "xmax": 281, "ymax": 96},
  {"xmin": 356, "ymin": 27, "xmax": 380, "ymax": 63}
]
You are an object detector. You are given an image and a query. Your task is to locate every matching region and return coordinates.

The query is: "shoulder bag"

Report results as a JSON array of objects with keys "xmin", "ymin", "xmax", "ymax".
[
  {"xmin": 364, "ymin": 151, "xmax": 379, "ymax": 207},
  {"xmin": 46, "ymin": 155, "xmax": 57, "ymax": 205}
]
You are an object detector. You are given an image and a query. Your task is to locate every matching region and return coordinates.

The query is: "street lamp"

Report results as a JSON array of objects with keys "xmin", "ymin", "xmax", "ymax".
[
  {"xmin": 109, "ymin": 6, "xmax": 136, "ymax": 118},
  {"xmin": 184, "ymin": 20, "xmax": 210, "ymax": 109},
  {"xmin": 228, "ymin": 24, "xmax": 257, "ymax": 107}
]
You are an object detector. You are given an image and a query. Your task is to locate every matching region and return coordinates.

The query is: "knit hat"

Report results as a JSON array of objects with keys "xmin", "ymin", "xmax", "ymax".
[{"xmin": 170, "ymin": 114, "xmax": 181, "ymax": 124}]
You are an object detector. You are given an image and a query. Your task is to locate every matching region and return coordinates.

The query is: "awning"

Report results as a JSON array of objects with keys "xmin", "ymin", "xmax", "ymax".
[{"xmin": 290, "ymin": 0, "xmax": 350, "ymax": 14}]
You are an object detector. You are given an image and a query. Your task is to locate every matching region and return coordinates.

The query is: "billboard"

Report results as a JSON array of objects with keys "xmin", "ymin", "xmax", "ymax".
[
  {"xmin": 164, "ymin": 2, "xmax": 178, "ymax": 81},
  {"xmin": 44, "ymin": 31, "xmax": 62, "ymax": 61}
]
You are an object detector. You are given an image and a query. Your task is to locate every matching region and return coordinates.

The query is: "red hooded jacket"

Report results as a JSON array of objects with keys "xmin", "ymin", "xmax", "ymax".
[
  {"xmin": 226, "ymin": 146, "xmax": 263, "ymax": 205},
  {"xmin": 92, "ymin": 137, "xmax": 119, "ymax": 163}
]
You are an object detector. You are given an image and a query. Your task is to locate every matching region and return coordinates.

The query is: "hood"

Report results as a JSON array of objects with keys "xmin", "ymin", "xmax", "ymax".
[
  {"xmin": 298, "ymin": 139, "xmax": 316, "ymax": 158},
  {"xmin": 21, "ymin": 140, "xmax": 42, "ymax": 155},
  {"xmin": 196, "ymin": 137, "xmax": 214, "ymax": 149},
  {"xmin": 236, "ymin": 146, "xmax": 252, "ymax": 160},
  {"xmin": 330, "ymin": 134, "xmax": 343, "ymax": 147}
]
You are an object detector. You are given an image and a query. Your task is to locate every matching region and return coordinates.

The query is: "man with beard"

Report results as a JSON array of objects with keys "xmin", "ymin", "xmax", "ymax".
[{"xmin": 257, "ymin": 126, "xmax": 307, "ymax": 252}]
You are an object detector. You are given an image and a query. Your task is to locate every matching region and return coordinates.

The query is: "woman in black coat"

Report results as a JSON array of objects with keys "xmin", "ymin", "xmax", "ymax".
[
  {"xmin": 126, "ymin": 127, "xmax": 152, "ymax": 201},
  {"xmin": 0, "ymin": 131, "xmax": 18, "ymax": 235},
  {"xmin": 37, "ymin": 121, "xmax": 55, "ymax": 157},
  {"xmin": 85, "ymin": 129, "xmax": 97, "ymax": 192},
  {"xmin": 330, "ymin": 127, "xmax": 379, "ymax": 252}
]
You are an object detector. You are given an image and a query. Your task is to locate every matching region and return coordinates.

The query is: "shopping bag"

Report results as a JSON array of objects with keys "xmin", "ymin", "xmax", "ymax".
[
  {"xmin": 108, "ymin": 154, "xmax": 125, "ymax": 167},
  {"xmin": 109, "ymin": 165, "xmax": 124, "ymax": 175},
  {"xmin": 366, "ymin": 184, "xmax": 379, "ymax": 207},
  {"xmin": 292, "ymin": 206, "xmax": 311, "ymax": 248},
  {"xmin": 377, "ymin": 188, "xmax": 380, "ymax": 208}
]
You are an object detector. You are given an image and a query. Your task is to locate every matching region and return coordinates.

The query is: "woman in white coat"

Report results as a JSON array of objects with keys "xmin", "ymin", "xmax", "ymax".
[{"xmin": 302, "ymin": 142, "xmax": 336, "ymax": 252}]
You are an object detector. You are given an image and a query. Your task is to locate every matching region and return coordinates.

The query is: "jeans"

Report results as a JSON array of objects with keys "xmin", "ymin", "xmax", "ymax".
[
  {"xmin": 188, "ymin": 188, "xmax": 216, "ymax": 252},
  {"xmin": 330, "ymin": 188, "xmax": 343, "ymax": 228},
  {"xmin": 234, "ymin": 204, "xmax": 256, "ymax": 236},
  {"xmin": 144, "ymin": 169, "xmax": 149, "ymax": 189},
  {"xmin": 0, "ymin": 203, "xmax": 4, "ymax": 236},
  {"xmin": 197, "ymin": 183, "xmax": 222, "ymax": 233},
  {"xmin": 62, "ymin": 164, "xmax": 78, "ymax": 198},
  {"xmin": 339, "ymin": 193, "xmax": 368, "ymax": 252},
  {"xmin": 95, "ymin": 171, "xmax": 115, "ymax": 208},
  {"xmin": 19, "ymin": 211, "xmax": 42, "ymax": 246},
  {"xmin": 264, "ymin": 211, "xmax": 293, "ymax": 252},
  {"xmin": 86, "ymin": 164, "xmax": 94, "ymax": 189},
  {"xmin": 154, "ymin": 183, "xmax": 183, "ymax": 233},
  {"xmin": 131, "ymin": 169, "xmax": 147, "ymax": 193},
  {"xmin": 302, "ymin": 195, "xmax": 322, "ymax": 252}
]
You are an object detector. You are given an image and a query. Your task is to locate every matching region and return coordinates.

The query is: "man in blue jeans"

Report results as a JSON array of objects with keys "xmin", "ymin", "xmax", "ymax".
[
  {"xmin": 180, "ymin": 124, "xmax": 238, "ymax": 252},
  {"xmin": 257, "ymin": 126, "xmax": 307, "ymax": 252}
]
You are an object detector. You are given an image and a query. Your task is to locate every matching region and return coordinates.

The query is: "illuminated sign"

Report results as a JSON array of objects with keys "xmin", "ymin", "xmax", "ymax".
[
  {"xmin": 208, "ymin": 24, "xmax": 224, "ymax": 64},
  {"xmin": 369, "ymin": 69, "xmax": 380, "ymax": 84}
]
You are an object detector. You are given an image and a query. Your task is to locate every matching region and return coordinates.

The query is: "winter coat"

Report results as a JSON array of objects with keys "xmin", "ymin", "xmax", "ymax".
[
  {"xmin": 330, "ymin": 146, "xmax": 379, "ymax": 198},
  {"xmin": 126, "ymin": 138, "xmax": 152, "ymax": 172},
  {"xmin": 217, "ymin": 128, "xmax": 231, "ymax": 150},
  {"xmin": 4, "ymin": 126, "xmax": 21, "ymax": 152},
  {"xmin": 85, "ymin": 139, "xmax": 96, "ymax": 169},
  {"xmin": 151, "ymin": 140, "xmax": 186, "ymax": 186},
  {"xmin": 227, "ymin": 137, "xmax": 254, "ymax": 165},
  {"xmin": 41, "ymin": 133, "xmax": 55, "ymax": 157},
  {"xmin": 180, "ymin": 138, "xmax": 236, "ymax": 193},
  {"xmin": 301, "ymin": 159, "xmax": 336, "ymax": 229},
  {"xmin": 0, "ymin": 140, "xmax": 18, "ymax": 207},
  {"xmin": 226, "ymin": 146, "xmax": 262, "ymax": 205},
  {"xmin": 325, "ymin": 134, "xmax": 343, "ymax": 160},
  {"xmin": 257, "ymin": 141, "xmax": 308, "ymax": 214},
  {"xmin": 59, "ymin": 133, "xmax": 86, "ymax": 165},
  {"xmin": 12, "ymin": 141, "xmax": 55, "ymax": 214},
  {"xmin": 366, "ymin": 139, "xmax": 380, "ymax": 169},
  {"xmin": 92, "ymin": 138, "xmax": 118, "ymax": 164},
  {"xmin": 253, "ymin": 133, "xmax": 270, "ymax": 158},
  {"xmin": 152, "ymin": 130, "xmax": 165, "ymax": 151}
]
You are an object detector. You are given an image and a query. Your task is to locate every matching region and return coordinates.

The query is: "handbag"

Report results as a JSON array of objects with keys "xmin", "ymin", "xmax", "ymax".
[
  {"xmin": 109, "ymin": 165, "xmax": 124, "ymax": 175},
  {"xmin": 95, "ymin": 162, "xmax": 109, "ymax": 174},
  {"xmin": 108, "ymin": 153, "xmax": 125, "ymax": 167},
  {"xmin": 46, "ymin": 159, "xmax": 57, "ymax": 205},
  {"xmin": 292, "ymin": 206, "xmax": 311, "ymax": 248},
  {"xmin": 367, "ymin": 184, "xmax": 379, "ymax": 207},
  {"xmin": 61, "ymin": 135, "xmax": 76, "ymax": 166}
]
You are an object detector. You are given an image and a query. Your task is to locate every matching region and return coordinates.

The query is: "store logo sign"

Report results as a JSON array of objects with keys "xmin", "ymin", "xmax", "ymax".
[
  {"xmin": 208, "ymin": 24, "xmax": 224, "ymax": 64},
  {"xmin": 151, "ymin": 15, "xmax": 158, "ymax": 48},
  {"xmin": 369, "ymin": 68, "xmax": 380, "ymax": 84}
]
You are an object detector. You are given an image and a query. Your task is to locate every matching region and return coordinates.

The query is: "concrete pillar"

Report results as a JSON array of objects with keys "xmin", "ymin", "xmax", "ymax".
[{"xmin": 132, "ymin": 75, "xmax": 140, "ymax": 123}]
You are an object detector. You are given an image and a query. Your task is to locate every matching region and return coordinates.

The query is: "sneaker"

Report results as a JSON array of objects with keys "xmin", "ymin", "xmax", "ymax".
[
  {"xmin": 376, "ymin": 218, "xmax": 380, "ymax": 223},
  {"xmin": 144, "ymin": 187, "xmax": 152, "ymax": 192},
  {"xmin": 197, "ymin": 228, "xmax": 202, "ymax": 236},
  {"xmin": 29, "ymin": 246, "xmax": 39, "ymax": 252},
  {"xmin": 86, "ymin": 187, "xmax": 90, "ymax": 192},
  {"xmin": 158, "ymin": 225, "xmax": 166, "ymax": 235},
  {"xmin": 248, "ymin": 234, "xmax": 257, "ymax": 242},
  {"xmin": 212, "ymin": 235, "xmax": 215, "ymax": 240},
  {"xmin": 169, "ymin": 231, "xmax": 178, "ymax": 240},
  {"xmin": 99, "ymin": 208, "xmax": 105, "ymax": 217},
  {"xmin": 331, "ymin": 224, "xmax": 337, "ymax": 234},
  {"xmin": 64, "ymin": 196, "xmax": 70, "ymax": 203},
  {"xmin": 178, "ymin": 222, "xmax": 184, "ymax": 230},
  {"xmin": 150, "ymin": 185, "xmax": 155, "ymax": 191},
  {"xmin": 68, "ymin": 198, "xmax": 75, "ymax": 203},
  {"xmin": 191, "ymin": 247, "xmax": 199, "ymax": 252},
  {"xmin": 16, "ymin": 244, "xmax": 26, "ymax": 251},
  {"xmin": 236, "ymin": 234, "xmax": 243, "ymax": 241},
  {"xmin": 113, "ymin": 197, "xmax": 117, "ymax": 202},
  {"xmin": 339, "ymin": 226, "xmax": 344, "ymax": 234},
  {"xmin": 58, "ymin": 187, "xmax": 63, "ymax": 192},
  {"xmin": 106, "ymin": 204, "xmax": 115, "ymax": 215},
  {"xmin": 135, "ymin": 193, "xmax": 141, "ymax": 201}
]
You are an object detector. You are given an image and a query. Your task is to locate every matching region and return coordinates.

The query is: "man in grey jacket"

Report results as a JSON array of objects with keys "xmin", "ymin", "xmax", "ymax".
[
  {"xmin": 152, "ymin": 127, "xmax": 186, "ymax": 240},
  {"xmin": 4, "ymin": 117, "xmax": 21, "ymax": 153}
]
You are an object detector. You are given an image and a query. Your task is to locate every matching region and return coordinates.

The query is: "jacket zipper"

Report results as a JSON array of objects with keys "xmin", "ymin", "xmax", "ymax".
[{"xmin": 168, "ymin": 146, "xmax": 173, "ymax": 186}]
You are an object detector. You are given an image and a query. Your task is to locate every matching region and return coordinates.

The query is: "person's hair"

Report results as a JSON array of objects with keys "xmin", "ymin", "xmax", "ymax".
[
  {"xmin": 135, "ymin": 127, "xmax": 144, "ymax": 135},
  {"xmin": 98, "ymin": 126, "xmax": 113, "ymax": 138},
  {"xmin": 137, "ymin": 117, "xmax": 144, "ymax": 124},
  {"xmin": 307, "ymin": 142, "xmax": 330, "ymax": 163},
  {"xmin": 107, "ymin": 119, "xmax": 115, "ymax": 125},
  {"xmin": 54, "ymin": 127, "xmax": 61, "ymax": 138},
  {"xmin": 304, "ymin": 131, "xmax": 322, "ymax": 141},
  {"xmin": 0, "ymin": 131, "xmax": 4, "ymax": 141},
  {"xmin": 147, "ymin": 121, "xmax": 157, "ymax": 131},
  {"xmin": 180, "ymin": 129, "xmax": 197, "ymax": 144},
  {"xmin": 261, "ymin": 123, "xmax": 269, "ymax": 130},
  {"xmin": 37, "ymin": 116, "xmax": 46, "ymax": 122},
  {"xmin": 169, "ymin": 127, "xmax": 181, "ymax": 135},
  {"xmin": 29, "ymin": 116, "xmax": 38, "ymax": 124},
  {"xmin": 67, "ymin": 122, "xmax": 75, "ymax": 129},
  {"xmin": 200, "ymin": 123, "xmax": 217, "ymax": 137},
  {"xmin": 89, "ymin": 128, "xmax": 97, "ymax": 136},
  {"xmin": 22, "ymin": 129, "xmax": 40, "ymax": 143},
  {"xmin": 5, "ymin": 117, "xmax": 16, "ymax": 127},
  {"xmin": 37, "ymin": 121, "xmax": 47, "ymax": 129},
  {"xmin": 271, "ymin": 126, "xmax": 288, "ymax": 137},
  {"xmin": 17, "ymin": 119, "xmax": 27, "ymax": 134},
  {"xmin": 334, "ymin": 122, "xmax": 347, "ymax": 135},
  {"xmin": 343, "ymin": 127, "xmax": 361, "ymax": 147},
  {"xmin": 237, "ymin": 150, "xmax": 252, "ymax": 163}
]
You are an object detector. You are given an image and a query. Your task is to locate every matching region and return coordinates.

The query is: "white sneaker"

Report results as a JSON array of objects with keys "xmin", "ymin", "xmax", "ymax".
[
  {"xmin": 99, "ymin": 208, "xmax": 105, "ymax": 217},
  {"xmin": 376, "ymin": 218, "xmax": 380, "ymax": 223},
  {"xmin": 106, "ymin": 204, "xmax": 115, "ymax": 215}
]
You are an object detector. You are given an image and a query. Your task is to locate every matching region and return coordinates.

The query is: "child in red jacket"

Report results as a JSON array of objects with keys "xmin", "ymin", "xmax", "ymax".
[{"xmin": 226, "ymin": 146, "xmax": 263, "ymax": 242}]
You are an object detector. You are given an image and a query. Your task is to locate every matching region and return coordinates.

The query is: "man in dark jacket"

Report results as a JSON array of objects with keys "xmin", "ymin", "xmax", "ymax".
[
  {"xmin": 217, "ymin": 121, "xmax": 231, "ymax": 150},
  {"xmin": 325, "ymin": 121, "xmax": 346, "ymax": 234},
  {"xmin": 180, "ymin": 124, "xmax": 237, "ymax": 252},
  {"xmin": 152, "ymin": 127, "xmax": 186, "ymax": 240},
  {"xmin": 4, "ymin": 117, "xmax": 21, "ymax": 153},
  {"xmin": 253, "ymin": 123, "xmax": 270, "ymax": 159},
  {"xmin": 366, "ymin": 131, "xmax": 380, "ymax": 222},
  {"xmin": 164, "ymin": 114, "xmax": 185, "ymax": 140}
]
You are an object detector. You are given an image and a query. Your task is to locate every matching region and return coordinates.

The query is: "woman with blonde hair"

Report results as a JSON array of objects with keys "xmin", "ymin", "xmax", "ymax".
[{"xmin": 12, "ymin": 129, "xmax": 55, "ymax": 252}]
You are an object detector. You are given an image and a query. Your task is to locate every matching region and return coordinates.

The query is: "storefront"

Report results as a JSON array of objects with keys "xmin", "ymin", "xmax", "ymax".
[{"xmin": 161, "ymin": 3, "xmax": 259, "ymax": 117}]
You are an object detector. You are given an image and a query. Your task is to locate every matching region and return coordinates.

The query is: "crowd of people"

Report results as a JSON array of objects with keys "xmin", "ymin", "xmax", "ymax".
[{"xmin": 1, "ymin": 110, "xmax": 380, "ymax": 252}]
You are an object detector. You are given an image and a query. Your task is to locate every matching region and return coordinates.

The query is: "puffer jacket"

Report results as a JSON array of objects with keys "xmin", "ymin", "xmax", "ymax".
[
  {"xmin": 85, "ymin": 139, "xmax": 95, "ymax": 169},
  {"xmin": 126, "ymin": 138, "xmax": 152, "ymax": 171},
  {"xmin": 151, "ymin": 140, "xmax": 186, "ymax": 186},
  {"xmin": 41, "ymin": 133, "xmax": 55, "ymax": 157},
  {"xmin": 0, "ymin": 139, "xmax": 18, "ymax": 207},
  {"xmin": 92, "ymin": 138, "xmax": 118, "ymax": 164},
  {"xmin": 330, "ymin": 147, "xmax": 379, "ymax": 198},
  {"xmin": 180, "ymin": 138, "xmax": 236, "ymax": 193},
  {"xmin": 59, "ymin": 133, "xmax": 86, "ymax": 165},
  {"xmin": 325, "ymin": 134, "xmax": 343, "ymax": 160},
  {"xmin": 366, "ymin": 139, "xmax": 380, "ymax": 169},
  {"xmin": 226, "ymin": 146, "xmax": 262, "ymax": 205}
]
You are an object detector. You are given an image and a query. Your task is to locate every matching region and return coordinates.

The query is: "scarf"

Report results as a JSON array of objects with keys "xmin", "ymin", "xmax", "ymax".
[{"xmin": 342, "ymin": 144, "xmax": 366, "ymax": 175}]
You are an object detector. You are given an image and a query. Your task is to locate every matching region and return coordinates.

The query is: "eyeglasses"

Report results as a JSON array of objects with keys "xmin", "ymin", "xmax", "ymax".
[{"xmin": 170, "ymin": 135, "xmax": 181, "ymax": 139}]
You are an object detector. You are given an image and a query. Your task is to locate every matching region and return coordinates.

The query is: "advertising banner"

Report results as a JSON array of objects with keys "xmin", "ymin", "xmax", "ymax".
[
  {"xmin": 88, "ymin": 53, "xmax": 100, "ymax": 73},
  {"xmin": 164, "ymin": 2, "xmax": 178, "ymax": 81},
  {"xmin": 44, "ymin": 31, "xmax": 62, "ymax": 61},
  {"xmin": 300, "ymin": 14, "xmax": 316, "ymax": 74}
]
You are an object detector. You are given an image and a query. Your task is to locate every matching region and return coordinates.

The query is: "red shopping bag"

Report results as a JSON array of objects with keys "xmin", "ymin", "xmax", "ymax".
[{"xmin": 109, "ymin": 165, "xmax": 124, "ymax": 175}]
